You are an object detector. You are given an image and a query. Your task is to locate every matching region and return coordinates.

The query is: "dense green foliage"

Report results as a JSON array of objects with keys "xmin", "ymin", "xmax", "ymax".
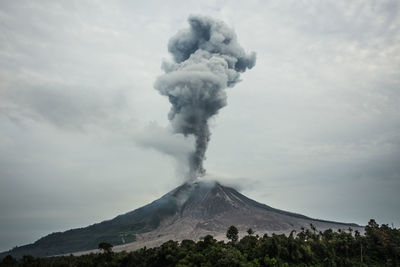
[
  {"xmin": 2, "ymin": 220, "xmax": 399, "ymax": 266},
  {"xmin": 227, "ymin": 225, "xmax": 239, "ymax": 243}
]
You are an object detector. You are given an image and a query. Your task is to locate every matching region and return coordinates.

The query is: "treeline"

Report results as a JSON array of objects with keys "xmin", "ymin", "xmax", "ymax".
[{"xmin": 1, "ymin": 219, "xmax": 399, "ymax": 266}]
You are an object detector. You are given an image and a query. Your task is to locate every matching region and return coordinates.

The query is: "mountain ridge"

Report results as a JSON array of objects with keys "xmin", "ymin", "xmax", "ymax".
[{"xmin": 0, "ymin": 181, "xmax": 362, "ymax": 259}]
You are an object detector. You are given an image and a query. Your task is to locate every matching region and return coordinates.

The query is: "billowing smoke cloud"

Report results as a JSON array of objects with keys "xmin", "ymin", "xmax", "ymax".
[
  {"xmin": 155, "ymin": 15, "xmax": 256, "ymax": 180},
  {"xmin": 135, "ymin": 123, "xmax": 195, "ymax": 178}
]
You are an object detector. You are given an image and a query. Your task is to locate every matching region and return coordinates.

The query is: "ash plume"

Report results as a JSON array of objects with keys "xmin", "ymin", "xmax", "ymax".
[{"xmin": 155, "ymin": 15, "xmax": 256, "ymax": 180}]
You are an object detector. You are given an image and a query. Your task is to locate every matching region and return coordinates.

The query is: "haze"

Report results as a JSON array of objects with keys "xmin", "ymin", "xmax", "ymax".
[{"xmin": 0, "ymin": 0, "xmax": 399, "ymax": 252}]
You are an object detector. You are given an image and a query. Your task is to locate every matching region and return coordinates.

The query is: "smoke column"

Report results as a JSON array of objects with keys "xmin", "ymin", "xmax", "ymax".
[{"xmin": 155, "ymin": 15, "xmax": 256, "ymax": 180}]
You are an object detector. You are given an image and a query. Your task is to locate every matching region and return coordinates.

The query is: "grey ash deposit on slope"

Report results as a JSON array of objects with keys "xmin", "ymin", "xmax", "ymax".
[
  {"xmin": 1, "ymin": 181, "xmax": 362, "ymax": 258},
  {"xmin": 111, "ymin": 181, "xmax": 363, "ymax": 253}
]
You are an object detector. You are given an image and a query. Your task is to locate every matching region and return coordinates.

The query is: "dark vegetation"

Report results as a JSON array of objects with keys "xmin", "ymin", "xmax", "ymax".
[
  {"xmin": 1, "ymin": 219, "xmax": 399, "ymax": 266},
  {"xmin": 98, "ymin": 243, "xmax": 113, "ymax": 254}
]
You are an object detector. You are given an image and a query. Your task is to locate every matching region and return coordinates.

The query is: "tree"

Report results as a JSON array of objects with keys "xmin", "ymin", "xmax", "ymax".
[
  {"xmin": 247, "ymin": 228, "xmax": 255, "ymax": 236},
  {"xmin": 227, "ymin": 225, "xmax": 239, "ymax": 243},
  {"xmin": 1, "ymin": 255, "xmax": 17, "ymax": 266},
  {"xmin": 203, "ymin": 235, "xmax": 216, "ymax": 246},
  {"xmin": 310, "ymin": 224, "xmax": 317, "ymax": 234},
  {"xmin": 98, "ymin": 242, "xmax": 113, "ymax": 253}
]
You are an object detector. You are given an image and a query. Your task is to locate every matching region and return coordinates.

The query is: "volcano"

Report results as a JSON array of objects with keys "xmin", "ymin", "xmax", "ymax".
[{"xmin": 1, "ymin": 181, "xmax": 362, "ymax": 258}]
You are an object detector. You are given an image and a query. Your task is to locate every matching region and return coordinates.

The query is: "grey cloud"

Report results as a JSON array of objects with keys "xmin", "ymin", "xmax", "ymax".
[
  {"xmin": 0, "ymin": 0, "xmax": 399, "ymax": 253},
  {"xmin": 155, "ymin": 15, "xmax": 256, "ymax": 180},
  {"xmin": 168, "ymin": 15, "xmax": 256, "ymax": 72},
  {"xmin": 0, "ymin": 81, "xmax": 129, "ymax": 130},
  {"xmin": 135, "ymin": 123, "xmax": 195, "ymax": 179}
]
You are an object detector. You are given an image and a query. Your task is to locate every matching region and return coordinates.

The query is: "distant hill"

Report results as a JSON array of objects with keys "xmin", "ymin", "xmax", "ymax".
[{"xmin": 0, "ymin": 181, "xmax": 362, "ymax": 258}]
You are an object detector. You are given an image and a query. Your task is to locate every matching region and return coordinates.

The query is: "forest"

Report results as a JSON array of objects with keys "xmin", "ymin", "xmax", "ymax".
[{"xmin": 1, "ymin": 219, "xmax": 399, "ymax": 266}]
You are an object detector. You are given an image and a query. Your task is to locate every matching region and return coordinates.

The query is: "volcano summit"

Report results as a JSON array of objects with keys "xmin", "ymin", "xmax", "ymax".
[{"xmin": 1, "ymin": 181, "xmax": 362, "ymax": 258}]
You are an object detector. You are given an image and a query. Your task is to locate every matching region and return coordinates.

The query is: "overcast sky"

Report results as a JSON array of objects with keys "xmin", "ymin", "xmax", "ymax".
[{"xmin": 0, "ymin": 0, "xmax": 399, "ymax": 252}]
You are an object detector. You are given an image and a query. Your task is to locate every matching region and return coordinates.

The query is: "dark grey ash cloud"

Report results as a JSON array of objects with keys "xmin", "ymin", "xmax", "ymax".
[{"xmin": 155, "ymin": 15, "xmax": 256, "ymax": 180}]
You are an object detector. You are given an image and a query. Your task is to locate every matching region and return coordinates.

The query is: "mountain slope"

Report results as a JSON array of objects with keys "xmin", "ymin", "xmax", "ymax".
[{"xmin": 1, "ymin": 181, "xmax": 362, "ymax": 258}]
